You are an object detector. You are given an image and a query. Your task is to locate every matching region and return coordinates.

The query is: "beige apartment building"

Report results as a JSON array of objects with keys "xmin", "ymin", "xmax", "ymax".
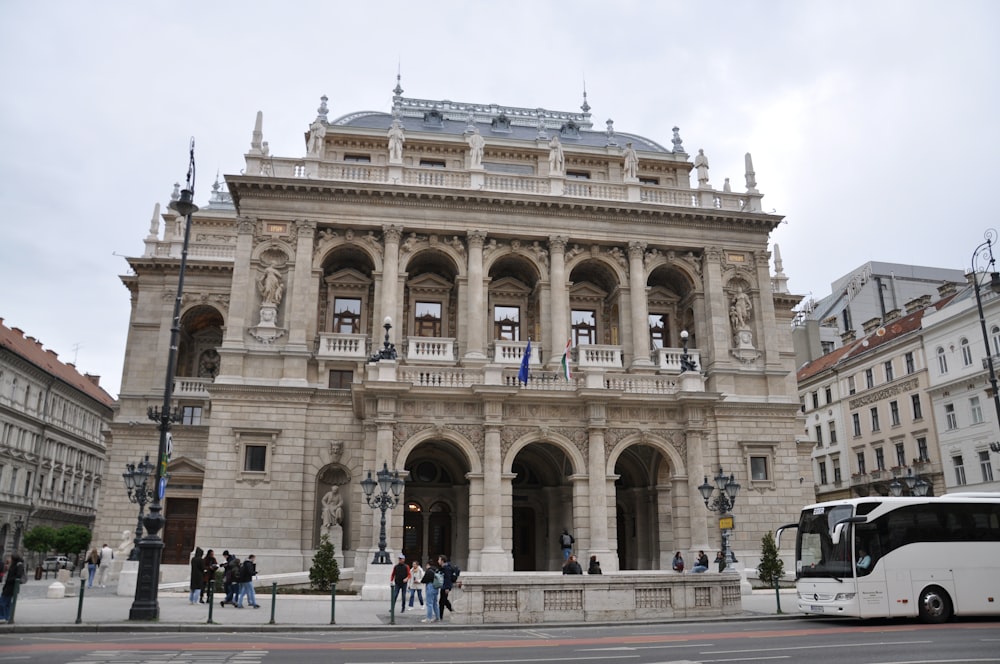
[{"xmin": 95, "ymin": 86, "xmax": 811, "ymax": 587}]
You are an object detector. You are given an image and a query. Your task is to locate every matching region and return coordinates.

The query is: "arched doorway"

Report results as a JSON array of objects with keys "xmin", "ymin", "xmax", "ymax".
[
  {"xmin": 614, "ymin": 443, "xmax": 674, "ymax": 570},
  {"xmin": 402, "ymin": 440, "xmax": 468, "ymax": 567},
  {"xmin": 510, "ymin": 443, "xmax": 574, "ymax": 571}
]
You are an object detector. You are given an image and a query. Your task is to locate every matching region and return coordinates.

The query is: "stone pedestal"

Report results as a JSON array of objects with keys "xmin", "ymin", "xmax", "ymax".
[
  {"xmin": 116, "ymin": 560, "xmax": 139, "ymax": 597},
  {"xmin": 46, "ymin": 581, "xmax": 65, "ymax": 599},
  {"xmin": 359, "ymin": 557, "xmax": 393, "ymax": 601}
]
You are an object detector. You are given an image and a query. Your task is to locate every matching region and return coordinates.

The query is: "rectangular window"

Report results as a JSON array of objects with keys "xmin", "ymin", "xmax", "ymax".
[
  {"xmin": 495, "ymin": 306, "xmax": 520, "ymax": 341},
  {"xmin": 818, "ymin": 461, "xmax": 828, "ymax": 485},
  {"xmin": 414, "ymin": 301, "xmax": 442, "ymax": 337},
  {"xmin": 244, "ymin": 445, "xmax": 267, "ymax": 472},
  {"xmin": 333, "ymin": 297, "xmax": 362, "ymax": 334},
  {"xmin": 811, "ymin": 392, "xmax": 819, "ymax": 409},
  {"xmin": 912, "ymin": 394, "xmax": 923, "ymax": 420},
  {"xmin": 638, "ymin": 176, "xmax": 659, "ymax": 185},
  {"xmin": 917, "ymin": 437, "xmax": 929, "ymax": 462},
  {"xmin": 884, "ymin": 360, "xmax": 894, "ymax": 382},
  {"xmin": 23, "ymin": 471, "xmax": 32, "ymax": 497},
  {"xmin": 890, "ymin": 400, "xmax": 900, "ymax": 426},
  {"xmin": 572, "ymin": 309, "xmax": 596, "ymax": 346},
  {"xmin": 980, "ymin": 450, "xmax": 995, "ymax": 482},
  {"xmin": 953, "ymin": 455, "xmax": 967, "ymax": 486},
  {"xmin": 848, "ymin": 375, "xmax": 856, "ymax": 395},
  {"xmin": 824, "ymin": 386, "xmax": 832, "ymax": 404},
  {"xmin": 419, "ymin": 159, "xmax": 446, "ymax": 168},
  {"xmin": 343, "ymin": 154, "xmax": 371, "ymax": 163},
  {"xmin": 865, "ymin": 368, "xmax": 874, "ymax": 389},
  {"xmin": 852, "ymin": 413, "xmax": 861, "ymax": 437},
  {"xmin": 566, "ymin": 170, "xmax": 591, "ymax": 180},
  {"xmin": 814, "ymin": 425, "xmax": 823, "ymax": 446},
  {"xmin": 181, "ymin": 406, "xmax": 202, "ymax": 426},
  {"xmin": 970, "ymin": 396, "xmax": 984, "ymax": 425},
  {"xmin": 750, "ymin": 456, "xmax": 769, "ymax": 481},
  {"xmin": 875, "ymin": 447, "xmax": 885, "ymax": 471},
  {"xmin": 829, "ymin": 421, "xmax": 837, "ymax": 444},
  {"xmin": 833, "ymin": 464, "xmax": 842, "ymax": 483},
  {"xmin": 895, "ymin": 442, "xmax": 906, "ymax": 467},
  {"xmin": 328, "ymin": 369, "xmax": 353, "ymax": 389},
  {"xmin": 937, "ymin": 349, "xmax": 948, "ymax": 374},
  {"xmin": 648, "ymin": 313, "xmax": 667, "ymax": 349},
  {"xmin": 856, "ymin": 451, "xmax": 866, "ymax": 475},
  {"xmin": 945, "ymin": 403, "xmax": 958, "ymax": 430},
  {"xmin": 9, "ymin": 468, "xmax": 18, "ymax": 493},
  {"xmin": 870, "ymin": 406, "xmax": 880, "ymax": 432},
  {"xmin": 905, "ymin": 351, "xmax": 915, "ymax": 374}
]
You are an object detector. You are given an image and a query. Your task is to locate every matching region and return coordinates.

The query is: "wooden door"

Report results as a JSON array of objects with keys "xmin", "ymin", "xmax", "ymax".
[{"xmin": 163, "ymin": 497, "xmax": 198, "ymax": 564}]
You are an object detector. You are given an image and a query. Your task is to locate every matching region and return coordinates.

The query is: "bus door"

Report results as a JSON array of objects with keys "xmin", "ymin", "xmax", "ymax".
[{"xmin": 853, "ymin": 524, "xmax": 890, "ymax": 618}]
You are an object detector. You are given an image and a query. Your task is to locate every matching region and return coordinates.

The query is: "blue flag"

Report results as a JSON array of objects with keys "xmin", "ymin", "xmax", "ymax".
[{"xmin": 518, "ymin": 340, "xmax": 532, "ymax": 384}]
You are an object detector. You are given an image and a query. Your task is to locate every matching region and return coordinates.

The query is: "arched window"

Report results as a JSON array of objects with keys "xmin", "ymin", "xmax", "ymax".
[
  {"xmin": 992, "ymin": 325, "xmax": 1000, "ymax": 356},
  {"xmin": 936, "ymin": 347, "xmax": 948, "ymax": 374},
  {"xmin": 960, "ymin": 338, "xmax": 973, "ymax": 367}
]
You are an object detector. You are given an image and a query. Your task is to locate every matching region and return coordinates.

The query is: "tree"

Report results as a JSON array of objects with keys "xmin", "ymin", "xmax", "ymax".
[
  {"xmin": 757, "ymin": 531, "xmax": 785, "ymax": 614},
  {"xmin": 309, "ymin": 534, "xmax": 340, "ymax": 592},
  {"xmin": 54, "ymin": 525, "xmax": 92, "ymax": 565},
  {"xmin": 22, "ymin": 525, "xmax": 56, "ymax": 557}
]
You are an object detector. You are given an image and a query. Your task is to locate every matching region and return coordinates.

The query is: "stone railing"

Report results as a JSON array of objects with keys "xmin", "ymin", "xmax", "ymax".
[
  {"xmin": 451, "ymin": 572, "xmax": 743, "ymax": 624},
  {"xmin": 577, "ymin": 345, "xmax": 623, "ymax": 369},
  {"xmin": 398, "ymin": 366, "xmax": 481, "ymax": 388},
  {"xmin": 493, "ymin": 340, "xmax": 542, "ymax": 366},
  {"xmin": 316, "ymin": 333, "xmax": 369, "ymax": 360},
  {"xmin": 172, "ymin": 377, "xmax": 212, "ymax": 398},
  {"xmin": 603, "ymin": 374, "xmax": 678, "ymax": 394},
  {"xmin": 406, "ymin": 337, "xmax": 456, "ymax": 363},
  {"xmin": 656, "ymin": 346, "xmax": 702, "ymax": 373}
]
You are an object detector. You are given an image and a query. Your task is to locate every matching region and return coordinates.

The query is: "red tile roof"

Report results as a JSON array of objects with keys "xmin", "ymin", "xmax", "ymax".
[{"xmin": 0, "ymin": 318, "xmax": 115, "ymax": 408}]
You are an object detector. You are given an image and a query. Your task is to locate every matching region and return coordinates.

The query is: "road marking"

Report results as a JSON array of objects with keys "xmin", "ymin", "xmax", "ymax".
[
  {"xmin": 704, "ymin": 639, "xmax": 932, "ymax": 654},
  {"xmin": 579, "ymin": 643, "xmax": 714, "ymax": 652}
]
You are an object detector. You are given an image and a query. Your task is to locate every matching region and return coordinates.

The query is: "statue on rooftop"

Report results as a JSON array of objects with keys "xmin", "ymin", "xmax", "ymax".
[
  {"xmin": 307, "ymin": 119, "xmax": 327, "ymax": 158},
  {"xmin": 622, "ymin": 142, "xmax": 638, "ymax": 181},
  {"xmin": 695, "ymin": 149, "xmax": 710, "ymax": 187},
  {"xmin": 387, "ymin": 118, "xmax": 405, "ymax": 163},
  {"xmin": 548, "ymin": 135, "xmax": 565, "ymax": 175},
  {"xmin": 467, "ymin": 127, "xmax": 485, "ymax": 169}
]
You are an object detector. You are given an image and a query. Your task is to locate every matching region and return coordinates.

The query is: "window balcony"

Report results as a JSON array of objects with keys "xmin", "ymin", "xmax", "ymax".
[
  {"xmin": 492, "ymin": 340, "xmax": 542, "ymax": 366},
  {"xmin": 576, "ymin": 345, "xmax": 623, "ymax": 369},
  {"xmin": 316, "ymin": 333, "xmax": 369, "ymax": 360},
  {"xmin": 406, "ymin": 337, "xmax": 457, "ymax": 363},
  {"xmin": 655, "ymin": 346, "xmax": 702, "ymax": 373},
  {"xmin": 172, "ymin": 377, "xmax": 212, "ymax": 398}
]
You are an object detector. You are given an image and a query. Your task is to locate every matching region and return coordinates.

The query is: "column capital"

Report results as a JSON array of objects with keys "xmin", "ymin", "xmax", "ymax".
[
  {"xmin": 549, "ymin": 236, "xmax": 567, "ymax": 253},
  {"xmin": 468, "ymin": 230, "xmax": 487, "ymax": 248},
  {"xmin": 382, "ymin": 225, "xmax": 402, "ymax": 244}
]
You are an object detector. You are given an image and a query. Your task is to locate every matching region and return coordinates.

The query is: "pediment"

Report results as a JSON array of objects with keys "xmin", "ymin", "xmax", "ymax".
[
  {"xmin": 569, "ymin": 282, "xmax": 608, "ymax": 300},
  {"xmin": 490, "ymin": 276, "xmax": 531, "ymax": 298},
  {"xmin": 167, "ymin": 456, "xmax": 205, "ymax": 481},
  {"xmin": 407, "ymin": 272, "xmax": 453, "ymax": 295},
  {"xmin": 325, "ymin": 268, "xmax": 372, "ymax": 289}
]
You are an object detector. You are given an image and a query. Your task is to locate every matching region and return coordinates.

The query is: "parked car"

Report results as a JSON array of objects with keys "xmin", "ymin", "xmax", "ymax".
[{"xmin": 42, "ymin": 555, "xmax": 71, "ymax": 571}]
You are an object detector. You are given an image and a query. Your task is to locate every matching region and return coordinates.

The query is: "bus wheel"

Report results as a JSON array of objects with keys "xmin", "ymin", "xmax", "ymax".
[{"xmin": 918, "ymin": 586, "xmax": 952, "ymax": 623}]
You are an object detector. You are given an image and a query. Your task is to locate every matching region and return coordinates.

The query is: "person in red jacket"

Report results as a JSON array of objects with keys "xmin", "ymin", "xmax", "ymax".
[{"xmin": 390, "ymin": 554, "xmax": 410, "ymax": 613}]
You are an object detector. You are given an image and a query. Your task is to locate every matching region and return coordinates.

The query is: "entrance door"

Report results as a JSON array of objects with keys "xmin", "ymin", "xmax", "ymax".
[
  {"xmin": 403, "ymin": 509, "xmax": 424, "ymax": 563},
  {"xmin": 163, "ymin": 497, "xmax": 198, "ymax": 564},
  {"xmin": 428, "ymin": 510, "xmax": 451, "ymax": 560},
  {"xmin": 512, "ymin": 506, "xmax": 536, "ymax": 570}
]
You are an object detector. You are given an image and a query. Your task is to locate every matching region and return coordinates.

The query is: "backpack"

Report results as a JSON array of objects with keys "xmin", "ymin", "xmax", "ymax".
[
  {"xmin": 432, "ymin": 570, "xmax": 444, "ymax": 589},
  {"xmin": 560, "ymin": 533, "xmax": 573, "ymax": 547},
  {"xmin": 450, "ymin": 565, "xmax": 461, "ymax": 583}
]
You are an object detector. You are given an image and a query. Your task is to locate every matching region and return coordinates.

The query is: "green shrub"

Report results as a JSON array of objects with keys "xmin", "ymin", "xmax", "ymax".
[{"xmin": 309, "ymin": 534, "xmax": 340, "ymax": 592}]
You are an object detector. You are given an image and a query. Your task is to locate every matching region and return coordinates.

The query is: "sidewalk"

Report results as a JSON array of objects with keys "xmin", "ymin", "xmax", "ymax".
[{"xmin": 0, "ymin": 581, "xmax": 800, "ymax": 632}]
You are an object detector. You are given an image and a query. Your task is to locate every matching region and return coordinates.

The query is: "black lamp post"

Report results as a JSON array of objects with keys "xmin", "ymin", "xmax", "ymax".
[
  {"xmin": 971, "ymin": 229, "xmax": 1000, "ymax": 455},
  {"xmin": 698, "ymin": 467, "xmax": 741, "ymax": 572},
  {"xmin": 130, "ymin": 139, "xmax": 197, "ymax": 621},
  {"xmin": 12, "ymin": 515, "xmax": 23, "ymax": 552},
  {"xmin": 888, "ymin": 468, "xmax": 931, "ymax": 497},
  {"xmin": 680, "ymin": 329, "xmax": 697, "ymax": 372},
  {"xmin": 368, "ymin": 316, "xmax": 397, "ymax": 363},
  {"xmin": 122, "ymin": 455, "xmax": 155, "ymax": 561},
  {"xmin": 360, "ymin": 461, "xmax": 404, "ymax": 564}
]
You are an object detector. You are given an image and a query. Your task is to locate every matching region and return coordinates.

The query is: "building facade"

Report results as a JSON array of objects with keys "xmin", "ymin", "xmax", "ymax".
[
  {"xmin": 95, "ymin": 87, "xmax": 811, "ymax": 587},
  {"xmin": 0, "ymin": 318, "xmax": 114, "ymax": 561}
]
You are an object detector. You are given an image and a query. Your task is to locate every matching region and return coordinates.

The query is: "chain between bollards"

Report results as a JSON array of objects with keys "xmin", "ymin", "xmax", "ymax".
[
  {"xmin": 269, "ymin": 582, "xmax": 276, "ymax": 624},
  {"xmin": 75, "ymin": 582, "xmax": 85, "ymax": 624}
]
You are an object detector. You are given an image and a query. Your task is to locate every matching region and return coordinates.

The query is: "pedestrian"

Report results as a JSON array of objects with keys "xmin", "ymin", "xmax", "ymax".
[
  {"xmin": 201, "ymin": 549, "xmax": 218, "ymax": 603},
  {"xmin": 693, "ymin": 550, "xmax": 709, "ymax": 573},
  {"xmin": 237, "ymin": 554, "xmax": 260, "ymax": 608},
  {"xmin": 421, "ymin": 561, "xmax": 441, "ymax": 623},
  {"xmin": 715, "ymin": 550, "xmax": 726, "ymax": 573},
  {"xmin": 562, "ymin": 553, "xmax": 583, "ymax": 574},
  {"xmin": 189, "ymin": 547, "xmax": 204, "ymax": 604},
  {"xmin": 0, "ymin": 553, "xmax": 24, "ymax": 623},
  {"xmin": 391, "ymin": 554, "xmax": 410, "ymax": 613},
  {"xmin": 559, "ymin": 528, "xmax": 574, "ymax": 562},
  {"xmin": 436, "ymin": 555, "xmax": 460, "ymax": 619},
  {"xmin": 220, "ymin": 551, "xmax": 240, "ymax": 607},
  {"xmin": 587, "ymin": 555, "xmax": 602, "ymax": 575},
  {"xmin": 85, "ymin": 548, "xmax": 100, "ymax": 588},
  {"xmin": 672, "ymin": 551, "xmax": 684, "ymax": 573},
  {"xmin": 96, "ymin": 542, "xmax": 113, "ymax": 588},
  {"xmin": 407, "ymin": 559, "xmax": 425, "ymax": 609}
]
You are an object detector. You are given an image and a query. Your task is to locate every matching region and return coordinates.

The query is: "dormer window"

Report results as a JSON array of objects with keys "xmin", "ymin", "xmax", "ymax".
[
  {"xmin": 423, "ymin": 109, "xmax": 444, "ymax": 128},
  {"xmin": 560, "ymin": 120, "xmax": 580, "ymax": 139},
  {"xmin": 491, "ymin": 113, "xmax": 512, "ymax": 133}
]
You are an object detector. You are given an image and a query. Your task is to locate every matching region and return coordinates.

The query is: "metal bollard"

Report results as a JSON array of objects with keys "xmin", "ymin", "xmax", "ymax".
[
  {"xmin": 206, "ymin": 579, "xmax": 216, "ymax": 624},
  {"xmin": 8, "ymin": 578, "xmax": 20, "ymax": 624},
  {"xmin": 269, "ymin": 582, "xmax": 276, "ymax": 625},
  {"xmin": 75, "ymin": 582, "xmax": 85, "ymax": 624},
  {"xmin": 330, "ymin": 584, "xmax": 336, "ymax": 625},
  {"xmin": 389, "ymin": 584, "xmax": 397, "ymax": 625}
]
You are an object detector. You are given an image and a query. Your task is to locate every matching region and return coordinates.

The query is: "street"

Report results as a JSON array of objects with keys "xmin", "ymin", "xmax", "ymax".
[{"xmin": 1, "ymin": 617, "xmax": 998, "ymax": 663}]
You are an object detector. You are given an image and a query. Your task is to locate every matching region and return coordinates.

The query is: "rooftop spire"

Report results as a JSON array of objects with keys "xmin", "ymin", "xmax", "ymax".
[
  {"xmin": 581, "ymin": 79, "xmax": 591, "ymax": 114},
  {"xmin": 249, "ymin": 110, "xmax": 263, "ymax": 154}
]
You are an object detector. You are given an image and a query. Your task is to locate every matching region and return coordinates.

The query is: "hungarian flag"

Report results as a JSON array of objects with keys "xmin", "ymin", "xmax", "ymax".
[
  {"xmin": 561, "ymin": 339, "xmax": 572, "ymax": 380},
  {"xmin": 518, "ymin": 339, "xmax": 532, "ymax": 384}
]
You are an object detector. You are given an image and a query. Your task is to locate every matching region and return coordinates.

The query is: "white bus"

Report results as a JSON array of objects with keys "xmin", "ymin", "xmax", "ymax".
[{"xmin": 776, "ymin": 493, "xmax": 1000, "ymax": 622}]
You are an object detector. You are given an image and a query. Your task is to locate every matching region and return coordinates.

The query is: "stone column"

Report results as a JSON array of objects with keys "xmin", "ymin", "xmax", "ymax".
[
  {"xmin": 685, "ymin": 421, "xmax": 710, "ymax": 552},
  {"xmin": 586, "ymin": 402, "xmax": 611, "ymax": 567},
  {"xmin": 217, "ymin": 217, "xmax": 255, "ymax": 382},
  {"xmin": 754, "ymin": 251, "xmax": 780, "ymax": 366},
  {"xmin": 464, "ymin": 230, "xmax": 487, "ymax": 361},
  {"xmin": 547, "ymin": 236, "xmax": 569, "ymax": 370},
  {"xmin": 628, "ymin": 241, "xmax": 653, "ymax": 368},
  {"xmin": 669, "ymin": 475, "xmax": 692, "ymax": 568},
  {"xmin": 360, "ymin": 417, "xmax": 399, "ymax": 600},
  {"xmin": 702, "ymin": 247, "xmax": 731, "ymax": 376},
  {"xmin": 379, "ymin": 225, "xmax": 402, "ymax": 349},
  {"xmin": 286, "ymin": 220, "xmax": 316, "ymax": 347},
  {"xmin": 479, "ymin": 422, "xmax": 507, "ymax": 571}
]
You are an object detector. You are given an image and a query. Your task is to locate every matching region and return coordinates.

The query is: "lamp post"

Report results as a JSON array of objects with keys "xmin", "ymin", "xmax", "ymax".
[
  {"xmin": 698, "ymin": 467, "xmax": 741, "ymax": 572},
  {"xmin": 129, "ymin": 139, "xmax": 197, "ymax": 621},
  {"xmin": 122, "ymin": 455, "xmax": 155, "ymax": 561},
  {"xmin": 12, "ymin": 515, "xmax": 23, "ymax": 552},
  {"xmin": 360, "ymin": 461, "xmax": 404, "ymax": 564},
  {"xmin": 888, "ymin": 468, "xmax": 931, "ymax": 497},
  {"xmin": 680, "ymin": 329, "xmax": 697, "ymax": 372},
  {"xmin": 971, "ymin": 229, "xmax": 1000, "ymax": 455},
  {"xmin": 368, "ymin": 316, "xmax": 397, "ymax": 362}
]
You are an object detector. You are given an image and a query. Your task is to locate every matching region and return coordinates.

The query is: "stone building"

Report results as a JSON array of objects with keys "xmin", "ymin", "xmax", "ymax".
[
  {"xmin": 95, "ymin": 85, "xmax": 811, "ymax": 589},
  {"xmin": 0, "ymin": 318, "xmax": 114, "ymax": 561}
]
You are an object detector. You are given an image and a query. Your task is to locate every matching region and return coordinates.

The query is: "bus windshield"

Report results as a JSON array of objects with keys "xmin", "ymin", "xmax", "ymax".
[{"xmin": 797, "ymin": 504, "xmax": 853, "ymax": 579}]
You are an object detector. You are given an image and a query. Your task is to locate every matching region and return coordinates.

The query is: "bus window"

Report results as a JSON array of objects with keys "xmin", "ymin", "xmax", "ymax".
[{"xmin": 797, "ymin": 504, "xmax": 853, "ymax": 579}]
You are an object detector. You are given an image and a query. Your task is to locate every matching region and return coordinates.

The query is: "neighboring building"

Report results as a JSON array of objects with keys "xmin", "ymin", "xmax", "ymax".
[
  {"xmin": 793, "ymin": 262, "xmax": 965, "ymax": 367},
  {"xmin": 922, "ymin": 279, "xmax": 1000, "ymax": 493},
  {"xmin": 0, "ymin": 318, "xmax": 114, "ymax": 561},
  {"xmin": 95, "ymin": 85, "xmax": 811, "ymax": 589},
  {"xmin": 797, "ymin": 295, "xmax": 951, "ymax": 501}
]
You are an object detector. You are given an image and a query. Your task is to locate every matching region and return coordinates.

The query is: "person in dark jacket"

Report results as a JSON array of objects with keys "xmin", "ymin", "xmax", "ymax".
[
  {"xmin": 189, "ymin": 547, "xmax": 204, "ymax": 604},
  {"xmin": 562, "ymin": 554, "xmax": 583, "ymax": 575},
  {"xmin": 436, "ymin": 555, "xmax": 460, "ymax": 619},
  {"xmin": 236, "ymin": 554, "xmax": 260, "ymax": 608},
  {"xmin": 587, "ymin": 555, "xmax": 602, "ymax": 574},
  {"xmin": 201, "ymin": 549, "xmax": 218, "ymax": 603},
  {"xmin": 391, "ymin": 554, "xmax": 410, "ymax": 613},
  {"xmin": 220, "ymin": 551, "xmax": 240, "ymax": 607},
  {"xmin": 0, "ymin": 553, "xmax": 24, "ymax": 622}
]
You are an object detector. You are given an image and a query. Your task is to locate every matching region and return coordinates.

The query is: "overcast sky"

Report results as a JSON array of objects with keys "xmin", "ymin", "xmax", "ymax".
[{"xmin": 1, "ymin": 0, "xmax": 997, "ymax": 399}]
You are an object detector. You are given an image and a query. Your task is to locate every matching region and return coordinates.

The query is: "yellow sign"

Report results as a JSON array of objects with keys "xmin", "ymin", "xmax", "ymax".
[{"xmin": 719, "ymin": 516, "xmax": 734, "ymax": 530}]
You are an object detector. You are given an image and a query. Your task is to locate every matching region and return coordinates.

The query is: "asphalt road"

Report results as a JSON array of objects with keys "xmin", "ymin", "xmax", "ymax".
[{"xmin": 1, "ymin": 616, "xmax": 998, "ymax": 664}]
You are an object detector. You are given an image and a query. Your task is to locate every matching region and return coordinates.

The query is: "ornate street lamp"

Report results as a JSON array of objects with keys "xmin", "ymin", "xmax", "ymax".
[
  {"xmin": 122, "ymin": 455, "xmax": 155, "ymax": 561},
  {"xmin": 680, "ymin": 329, "xmax": 698, "ymax": 372},
  {"xmin": 970, "ymin": 229, "xmax": 1000, "ymax": 455},
  {"xmin": 130, "ymin": 139, "xmax": 197, "ymax": 620},
  {"xmin": 888, "ymin": 468, "xmax": 931, "ymax": 497},
  {"xmin": 698, "ymin": 468, "xmax": 741, "ymax": 572},
  {"xmin": 368, "ymin": 316, "xmax": 397, "ymax": 362},
  {"xmin": 360, "ymin": 461, "xmax": 405, "ymax": 564}
]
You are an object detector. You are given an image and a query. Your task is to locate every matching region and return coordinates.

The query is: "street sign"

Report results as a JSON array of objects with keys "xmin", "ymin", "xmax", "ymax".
[{"xmin": 719, "ymin": 515, "xmax": 734, "ymax": 530}]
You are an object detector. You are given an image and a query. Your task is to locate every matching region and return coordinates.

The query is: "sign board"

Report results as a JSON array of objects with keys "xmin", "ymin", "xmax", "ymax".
[{"xmin": 719, "ymin": 515, "xmax": 735, "ymax": 530}]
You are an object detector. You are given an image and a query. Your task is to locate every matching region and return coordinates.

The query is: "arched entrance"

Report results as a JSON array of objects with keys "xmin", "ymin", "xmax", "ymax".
[
  {"xmin": 614, "ymin": 443, "xmax": 674, "ymax": 570},
  {"xmin": 402, "ymin": 440, "xmax": 468, "ymax": 566},
  {"xmin": 510, "ymin": 443, "xmax": 574, "ymax": 571}
]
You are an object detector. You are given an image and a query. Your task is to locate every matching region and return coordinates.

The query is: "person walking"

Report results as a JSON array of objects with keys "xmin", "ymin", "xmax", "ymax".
[
  {"xmin": 236, "ymin": 554, "xmax": 260, "ymax": 608},
  {"xmin": 407, "ymin": 559, "xmax": 425, "ymax": 609},
  {"xmin": 559, "ymin": 528, "xmax": 574, "ymax": 562},
  {"xmin": 201, "ymin": 549, "xmax": 218, "ymax": 603},
  {"xmin": 85, "ymin": 548, "xmax": 100, "ymax": 588},
  {"xmin": 97, "ymin": 543, "xmax": 113, "ymax": 588},
  {"xmin": 391, "ymin": 554, "xmax": 410, "ymax": 613},
  {"xmin": 219, "ymin": 551, "xmax": 240, "ymax": 607},
  {"xmin": 437, "ymin": 555, "xmax": 460, "ymax": 619},
  {"xmin": 421, "ymin": 561, "xmax": 441, "ymax": 623},
  {"xmin": 189, "ymin": 547, "xmax": 204, "ymax": 604},
  {"xmin": 0, "ymin": 554, "xmax": 24, "ymax": 623}
]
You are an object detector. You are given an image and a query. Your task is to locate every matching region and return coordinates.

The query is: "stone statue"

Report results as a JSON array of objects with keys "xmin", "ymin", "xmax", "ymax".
[
  {"xmin": 321, "ymin": 485, "xmax": 344, "ymax": 529},
  {"xmin": 731, "ymin": 286, "xmax": 752, "ymax": 330},
  {"xmin": 622, "ymin": 142, "xmax": 638, "ymax": 180},
  {"xmin": 548, "ymin": 135, "xmax": 565, "ymax": 175},
  {"xmin": 307, "ymin": 120, "xmax": 326, "ymax": 158},
  {"xmin": 117, "ymin": 529, "xmax": 133, "ymax": 555},
  {"xmin": 257, "ymin": 265, "xmax": 284, "ymax": 306},
  {"xmin": 387, "ymin": 119, "xmax": 405, "ymax": 163},
  {"xmin": 694, "ymin": 149, "xmax": 710, "ymax": 187},
  {"xmin": 467, "ymin": 127, "xmax": 485, "ymax": 168}
]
